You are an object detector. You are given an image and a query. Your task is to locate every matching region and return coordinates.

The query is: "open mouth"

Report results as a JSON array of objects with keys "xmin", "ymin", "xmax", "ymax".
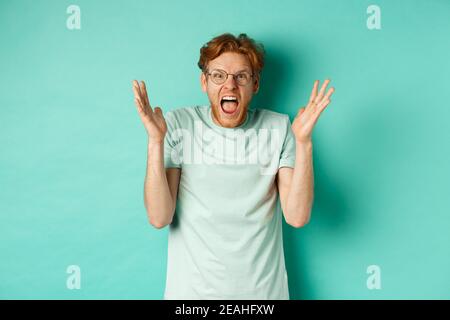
[{"xmin": 220, "ymin": 96, "xmax": 239, "ymax": 115}]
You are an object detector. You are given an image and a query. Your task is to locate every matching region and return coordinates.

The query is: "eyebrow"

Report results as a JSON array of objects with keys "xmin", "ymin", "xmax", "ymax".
[{"xmin": 210, "ymin": 67, "xmax": 252, "ymax": 73}]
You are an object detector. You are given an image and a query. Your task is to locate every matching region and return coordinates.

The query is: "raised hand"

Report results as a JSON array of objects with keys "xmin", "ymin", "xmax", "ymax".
[
  {"xmin": 132, "ymin": 80, "xmax": 167, "ymax": 143},
  {"xmin": 292, "ymin": 79, "xmax": 335, "ymax": 144}
]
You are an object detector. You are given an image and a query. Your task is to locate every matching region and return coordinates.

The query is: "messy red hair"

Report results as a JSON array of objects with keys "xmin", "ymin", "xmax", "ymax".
[{"xmin": 198, "ymin": 33, "xmax": 265, "ymax": 77}]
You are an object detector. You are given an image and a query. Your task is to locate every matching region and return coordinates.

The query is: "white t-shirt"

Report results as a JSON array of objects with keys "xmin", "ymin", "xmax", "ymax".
[{"xmin": 163, "ymin": 105, "xmax": 296, "ymax": 299}]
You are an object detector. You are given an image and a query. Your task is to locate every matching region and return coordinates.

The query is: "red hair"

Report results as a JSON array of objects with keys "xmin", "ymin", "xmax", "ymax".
[{"xmin": 198, "ymin": 33, "xmax": 265, "ymax": 76}]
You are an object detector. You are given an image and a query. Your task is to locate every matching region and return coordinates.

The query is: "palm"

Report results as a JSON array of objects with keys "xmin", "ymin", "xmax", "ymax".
[{"xmin": 132, "ymin": 80, "xmax": 167, "ymax": 142}]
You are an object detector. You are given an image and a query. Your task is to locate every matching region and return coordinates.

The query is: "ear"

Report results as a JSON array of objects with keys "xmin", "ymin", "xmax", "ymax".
[
  {"xmin": 253, "ymin": 75, "xmax": 260, "ymax": 94},
  {"xmin": 200, "ymin": 72, "xmax": 207, "ymax": 92}
]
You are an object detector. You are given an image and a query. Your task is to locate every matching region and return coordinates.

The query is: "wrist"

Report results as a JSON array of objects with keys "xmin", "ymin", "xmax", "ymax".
[
  {"xmin": 148, "ymin": 137, "xmax": 164, "ymax": 146},
  {"xmin": 148, "ymin": 141, "xmax": 164, "ymax": 151},
  {"xmin": 295, "ymin": 139, "xmax": 313, "ymax": 147}
]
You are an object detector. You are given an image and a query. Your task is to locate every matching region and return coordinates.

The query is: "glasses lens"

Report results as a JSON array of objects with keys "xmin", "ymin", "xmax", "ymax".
[
  {"xmin": 236, "ymin": 72, "xmax": 250, "ymax": 85},
  {"xmin": 208, "ymin": 69, "xmax": 252, "ymax": 85},
  {"xmin": 210, "ymin": 70, "xmax": 227, "ymax": 84}
]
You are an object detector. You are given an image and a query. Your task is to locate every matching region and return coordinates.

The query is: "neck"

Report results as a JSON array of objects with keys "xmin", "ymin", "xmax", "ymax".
[{"xmin": 211, "ymin": 106, "xmax": 248, "ymax": 128}]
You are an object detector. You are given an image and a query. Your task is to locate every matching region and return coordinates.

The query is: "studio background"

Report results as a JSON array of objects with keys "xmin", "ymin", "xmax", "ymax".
[{"xmin": 1, "ymin": 0, "xmax": 449, "ymax": 299}]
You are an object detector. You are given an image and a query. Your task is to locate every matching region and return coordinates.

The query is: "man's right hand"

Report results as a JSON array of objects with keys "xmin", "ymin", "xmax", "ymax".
[{"xmin": 132, "ymin": 80, "xmax": 167, "ymax": 143}]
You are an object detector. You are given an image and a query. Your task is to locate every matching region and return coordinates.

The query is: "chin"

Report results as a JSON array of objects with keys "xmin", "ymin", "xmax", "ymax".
[{"xmin": 212, "ymin": 103, "xmax": 247, "ymax": 128}]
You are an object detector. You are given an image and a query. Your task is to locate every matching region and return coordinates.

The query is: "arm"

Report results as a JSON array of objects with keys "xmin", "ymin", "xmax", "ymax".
[
  {"xmin": 277, "ymin": 141, "xmax": 314, "ymax": 228},
  {"xmin": 144, "ymin": 142, "xmax": 180, "ymax": 228},
  {"xmin": 279, "ymin": 79, "xmax": 335, "ymax": 228},
  {"xmin": 133, "ymin": 80, "xmax": 180, "ymax": 229}
]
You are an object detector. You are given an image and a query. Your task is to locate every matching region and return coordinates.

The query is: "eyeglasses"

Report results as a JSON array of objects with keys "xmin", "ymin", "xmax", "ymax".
[{"xmin": 205, "ymin": 69, "xmax": 254, "ymax": 86}]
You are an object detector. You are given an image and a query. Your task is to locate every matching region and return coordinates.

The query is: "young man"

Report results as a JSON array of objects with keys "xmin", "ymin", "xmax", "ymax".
[{"xmin": 132, "ymin": 33, "xmax": 334, "ymax": 299}]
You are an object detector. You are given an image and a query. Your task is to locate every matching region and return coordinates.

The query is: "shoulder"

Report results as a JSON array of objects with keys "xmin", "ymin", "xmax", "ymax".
[
  {"xmin": 164, "ymin": 106, "xmax": 206, "ymax": 127},
  {"xmin": 252, "ymin": 108, "xmax": 291, "ymax": 127},
  {"xmin": 164, "ymin": 105, "xmax": 202, "ymax": 119}
]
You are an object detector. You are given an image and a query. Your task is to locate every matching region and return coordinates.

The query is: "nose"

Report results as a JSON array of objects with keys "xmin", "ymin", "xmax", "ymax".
[{"xmin": 223, "ymin": 74, "xmax": 238, "ymax": 89}]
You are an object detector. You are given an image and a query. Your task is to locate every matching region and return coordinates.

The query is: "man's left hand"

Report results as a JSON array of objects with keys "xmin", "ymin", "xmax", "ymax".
[{"xmin": 292, "ymin": 79, "xmax": 335, "ymax": 144}]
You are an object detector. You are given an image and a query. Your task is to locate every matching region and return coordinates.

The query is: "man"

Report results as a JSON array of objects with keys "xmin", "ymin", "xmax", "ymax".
[{"xmin": 132, "ymin": 33, "xmax": 334, "ymax": 299}]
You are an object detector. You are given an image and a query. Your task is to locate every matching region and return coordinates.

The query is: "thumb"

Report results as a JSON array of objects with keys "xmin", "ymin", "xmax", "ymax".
[{"xmin": 296, "ymin": 107, "xmax": 306, "ymax": 117}]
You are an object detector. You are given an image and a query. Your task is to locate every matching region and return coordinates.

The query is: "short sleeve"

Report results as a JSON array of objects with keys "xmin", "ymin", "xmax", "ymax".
[
  {"xmin": 163, "ymin": 111, "xmax": 182, "ymax": 169},
  {"xmin": 278, "ymin": 115, "xmax": 296, "ymax": 169}
]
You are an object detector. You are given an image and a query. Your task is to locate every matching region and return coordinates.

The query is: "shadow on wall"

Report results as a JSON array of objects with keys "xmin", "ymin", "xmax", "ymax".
[
  {"xmin": 252, "ymin": 45, "xmax": 290, "ymax": 114},
  {"xmin": 282, "ymin": 144, "xmax": 350, "ymax": 300},
  {"xmin": 253, "ymin": 43, "xmax": 351, "ymax": 299}
]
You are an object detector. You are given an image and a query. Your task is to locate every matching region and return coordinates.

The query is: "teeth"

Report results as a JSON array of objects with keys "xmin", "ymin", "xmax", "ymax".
[{"xmin": 222, "ymin": 96, "xmax": 237, "ymax": 101}]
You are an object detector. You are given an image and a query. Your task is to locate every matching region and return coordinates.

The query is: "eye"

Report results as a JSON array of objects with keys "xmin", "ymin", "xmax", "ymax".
[
  {"xmin": 211, "ymin": 71, "xmax": 225, "ymax": 80},
  {"xmin": 237, "ymin": 73, "xmax": 248, "ymax": 80}
]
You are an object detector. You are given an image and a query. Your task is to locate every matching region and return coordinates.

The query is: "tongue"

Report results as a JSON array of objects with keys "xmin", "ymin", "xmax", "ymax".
[{"xmin": 222, "ymin": 101, "xmax": 238, "ymax": 113}]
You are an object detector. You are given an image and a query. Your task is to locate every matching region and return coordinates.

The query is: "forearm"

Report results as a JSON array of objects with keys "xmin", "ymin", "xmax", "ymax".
[
  {"xmin": 144, "ymin": 141, "xmax": 175, "ymax": 228},
  {"xmin": 285, "ymin": 141, "xmax": 314, "ymax": 226}
]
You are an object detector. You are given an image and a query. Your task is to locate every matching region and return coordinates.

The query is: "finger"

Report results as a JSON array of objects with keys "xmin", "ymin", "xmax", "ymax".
[
  {"xmin": 313, "ymin": 99, "xmax": 331, "ymax": 117},
  {"xmin": 133, "ymin": 84, "xmax": 152, "ymax": 114},
  {"xmin": 133, "ymin": 80, "xmax": 150, "ymax": 111},
  {"xmin": 313, "ymin": 88, "xmax": 334, "ymax": 113},
  {"xmin": 314, "ymin": 79, "xmax": 331, "ymax": 104},
  {"xmin": 134, "ymin": 97, "xmax": 145, "ymax": 115},
  {"xmin": 132, "ymin": 81, "xmax": 143, "ymax": 102},
  {"xmin": 308, "ymin": 80, "xmax": 319, "ymax": 106},
  {"xmin": 132, "ymin": 80, "xmax": 142, "ymax": 97},
  {"xmin": 307, "ymin": 104, "xmax": 326, "ymax": 129},
  {"xmin": 295, "ymin": 107, "xmax": 306, "ymax": 118},
  {"xmin": 135, "ymin": 98, "xmax": 154, "ymax": 121},
  {"xmin": 300, "ymin": 105, "xmax": 317, "ymax": 123},
  {"xmin": 154, "ymin": 106, "xmax": 163, "ymax": 116},
  {"xmin": 133, "ymin": 88, "xmax": 146, "ymax": 111},
  {"xmin": 140, "ymin": 81, "xmax": 151, "ymax": 107},
  {"xmin": 294, "ymin": 106, "xmax": 304, "ymax": 119},
  {"xmin": 323, "ymin": 87, "xmax": 335, "ymax": 102},
  {"xmin": 153, "ymin": 107, "xmax": 166, "ymax": 126}
]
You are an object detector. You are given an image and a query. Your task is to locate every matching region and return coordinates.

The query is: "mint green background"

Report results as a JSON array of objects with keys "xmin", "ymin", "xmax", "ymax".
[{"xmin": 1, "ymin": 0, "xmax": 449, "ymax": 299}]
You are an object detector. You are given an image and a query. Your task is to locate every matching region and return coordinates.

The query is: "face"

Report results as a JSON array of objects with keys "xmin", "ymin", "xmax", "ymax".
[{"xmin": 201, "ymin": 52, "xmax": 259, "ymax": 128}]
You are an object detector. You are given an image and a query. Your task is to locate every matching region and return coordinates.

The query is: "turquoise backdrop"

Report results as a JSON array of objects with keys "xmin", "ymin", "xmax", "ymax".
[{"xmin": 1, "ymin": 0, "xmax": 449, "ymax": 299}]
